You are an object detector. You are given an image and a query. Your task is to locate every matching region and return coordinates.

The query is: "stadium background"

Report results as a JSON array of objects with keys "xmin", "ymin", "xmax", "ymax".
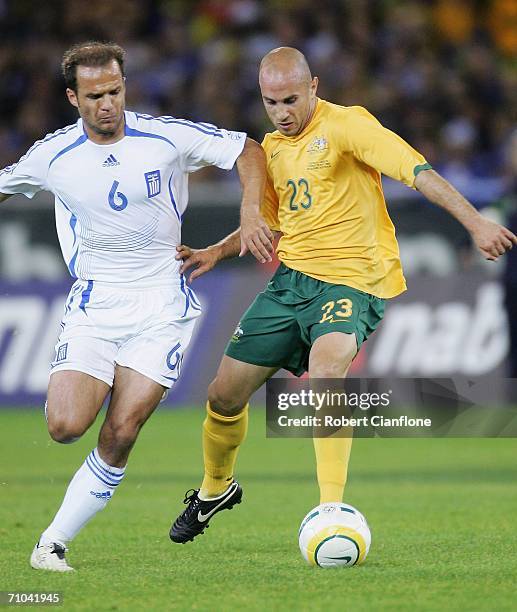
[
  {"xmin": 0, "ymin": 2, "xmax": 516, "ymax": 609},
  {"xmin": 0, "ymin": 0, "xmax": 515, "ymax": 404}
]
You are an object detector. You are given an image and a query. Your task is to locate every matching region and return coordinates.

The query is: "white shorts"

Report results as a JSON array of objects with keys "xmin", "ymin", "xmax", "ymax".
[{"xmin": 51, "ymin": 279, "xmax": 202, "ymax": 388}]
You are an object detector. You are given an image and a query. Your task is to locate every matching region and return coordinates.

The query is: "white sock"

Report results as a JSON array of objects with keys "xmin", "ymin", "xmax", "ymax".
[{"xmin": 40, "ymin": 448, "xmax": 125, "ymax": 546}]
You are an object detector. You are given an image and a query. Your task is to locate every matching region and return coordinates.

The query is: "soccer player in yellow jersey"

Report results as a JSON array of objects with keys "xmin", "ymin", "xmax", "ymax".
[{"xmin": 169, "ymin": 47, "xmax": 517, "ymax": 543}]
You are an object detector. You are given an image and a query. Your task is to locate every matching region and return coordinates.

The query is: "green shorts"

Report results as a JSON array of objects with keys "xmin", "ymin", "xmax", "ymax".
[{"xmin": 225, "ymin": 263, "xmax": 385, "ymax": 376}]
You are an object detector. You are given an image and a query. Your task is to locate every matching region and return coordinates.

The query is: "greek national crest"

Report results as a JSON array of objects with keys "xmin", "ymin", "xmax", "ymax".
[
  {"xmin": 56, "ymin": 343, "xmax": 68, "ymax": 362},
  {"xmin": 307, "ymin": 136, "xmax": 329, "ymax": 154},
  {"xmin": 144, "ymin": 170, "xmax": 161, "ymax": 198}
]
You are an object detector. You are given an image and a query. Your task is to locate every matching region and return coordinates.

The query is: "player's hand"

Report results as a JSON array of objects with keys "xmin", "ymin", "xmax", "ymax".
[
  {"xmin": 470, "ymin": 217, "xmax": 517, "ymax": 261},
  {"xmin": 175, "ymin": 244, "xmax": 220, "ymax": 282},
  {"xmin": 240, "ymin": 209, "xmax": 274, "ymax": 263}
]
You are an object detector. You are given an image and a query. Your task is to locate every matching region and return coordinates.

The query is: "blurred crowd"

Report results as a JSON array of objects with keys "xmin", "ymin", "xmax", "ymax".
[{"xmin": 0, "ymin": 0, "xmax": 515, "ymax": 205}]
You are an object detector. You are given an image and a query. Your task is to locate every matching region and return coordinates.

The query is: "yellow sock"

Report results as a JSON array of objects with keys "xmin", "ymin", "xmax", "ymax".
[
  {"xmin": 200, "ymin": 402, "xmax": 248, "ymax": 498},
  {"xmin": 313, "ymin": 435, "xmax": 353, "ymax": 503}
]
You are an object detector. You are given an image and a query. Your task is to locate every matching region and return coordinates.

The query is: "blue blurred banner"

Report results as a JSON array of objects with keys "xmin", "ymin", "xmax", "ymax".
[{"xmin": 0, "ymin": 268, "xmax": 509, "ymax": 406}]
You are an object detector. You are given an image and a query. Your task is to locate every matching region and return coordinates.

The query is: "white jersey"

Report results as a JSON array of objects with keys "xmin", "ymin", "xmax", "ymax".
[{"xmin": 0, "ymin": 111, "xmax": 246, "ymax": 287}]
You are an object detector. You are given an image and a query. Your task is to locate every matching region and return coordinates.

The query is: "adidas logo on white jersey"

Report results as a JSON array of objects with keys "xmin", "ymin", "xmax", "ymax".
[{"xmin": 102, "ymin": 154, "xmax": 120, "ymax": 167}]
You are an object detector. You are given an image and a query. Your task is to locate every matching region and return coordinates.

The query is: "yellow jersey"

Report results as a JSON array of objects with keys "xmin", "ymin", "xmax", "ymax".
[{"xmin": 260, "ymin": 99, "xmax": 431, "ymax": 299}]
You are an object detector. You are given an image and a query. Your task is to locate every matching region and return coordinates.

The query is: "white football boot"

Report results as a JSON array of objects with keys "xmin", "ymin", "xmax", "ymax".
[{"xmin": 30, "ymin": 541, "xmax": 74, "ymax": 572}]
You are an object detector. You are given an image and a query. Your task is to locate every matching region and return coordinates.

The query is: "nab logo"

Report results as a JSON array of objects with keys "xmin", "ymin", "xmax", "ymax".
[{"xmin": 145, "ymin": 170, "xmax": 161, "ymax": 198}]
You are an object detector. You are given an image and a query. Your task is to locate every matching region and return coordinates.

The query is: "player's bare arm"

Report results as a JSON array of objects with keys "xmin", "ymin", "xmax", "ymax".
[
  {"xmin": 176, "ymin": 230, "xmax": 282, "ymax": 282},
  {"xmin": 176, "ymin": 230, "xmax": 240, "ymax": 282},
  {"xmin": 0, "ymin": 192, "xmax": 11, "ymax": 203},
  {"xmin": 414, "ymin": 169, "xmax": 517, "ymax": 261},
  {"xmin": 235, "ymin": 137, "xmax": 273, "ymax": 263}
]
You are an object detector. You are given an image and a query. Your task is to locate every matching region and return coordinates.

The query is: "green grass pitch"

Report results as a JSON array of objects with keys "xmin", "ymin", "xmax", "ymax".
[{"xmin": 1, "ymin": 408, "xmax": 516, "ymax": 611}]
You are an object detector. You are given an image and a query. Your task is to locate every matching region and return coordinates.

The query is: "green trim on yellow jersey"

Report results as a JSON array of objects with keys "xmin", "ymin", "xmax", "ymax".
[
  {"xmin": 260, "ymin": 99, "xmax": 429, "ymax": 299},
  {"xmin": 414, "ymin": 162, "xmax": 433, "ymax": 176}
]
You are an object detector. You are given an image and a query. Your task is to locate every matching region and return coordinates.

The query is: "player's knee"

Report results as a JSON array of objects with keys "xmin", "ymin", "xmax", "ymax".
[
  {"xmin": 207, "ymin": 380, "xmax": 247, "ymax": 417},
  {"xmin": 47, "ymin": 416, "xmax": 85, "ymax": 444},
  {"xmin": 310, "ymin": 359, "xmax": 353, "ymax": 379}
]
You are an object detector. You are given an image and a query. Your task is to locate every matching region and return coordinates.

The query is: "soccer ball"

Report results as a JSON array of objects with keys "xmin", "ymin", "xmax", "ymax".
[{"xmin": 298, "ymin": 502, "xmax": 371, "ymax": 568}]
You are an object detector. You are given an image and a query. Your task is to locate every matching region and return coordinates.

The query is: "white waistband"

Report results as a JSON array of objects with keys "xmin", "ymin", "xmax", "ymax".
[{"xmin": 72, "ymin": 276, "xmax": 188, "ymax": 292}]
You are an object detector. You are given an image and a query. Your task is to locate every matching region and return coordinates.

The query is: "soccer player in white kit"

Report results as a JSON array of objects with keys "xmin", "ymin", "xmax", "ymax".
[{"xmin": 0, "ymin": 42, "xmax": 273, "ymax": 571}]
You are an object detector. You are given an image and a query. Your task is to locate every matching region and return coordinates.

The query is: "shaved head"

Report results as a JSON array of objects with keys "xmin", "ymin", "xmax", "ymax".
[
  {"xmin": 259, "ymin": 47, "xmax": 312, "ymax": 87},
  {"xmin": 259, "ymin": 47, "xmax": 318, "ymax": 136}
]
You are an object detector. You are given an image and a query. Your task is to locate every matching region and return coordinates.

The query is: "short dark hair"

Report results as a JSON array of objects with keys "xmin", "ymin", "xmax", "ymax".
[{"xmin": 62, "ymin": 41, "xmax": 125, "ymax": 91}]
